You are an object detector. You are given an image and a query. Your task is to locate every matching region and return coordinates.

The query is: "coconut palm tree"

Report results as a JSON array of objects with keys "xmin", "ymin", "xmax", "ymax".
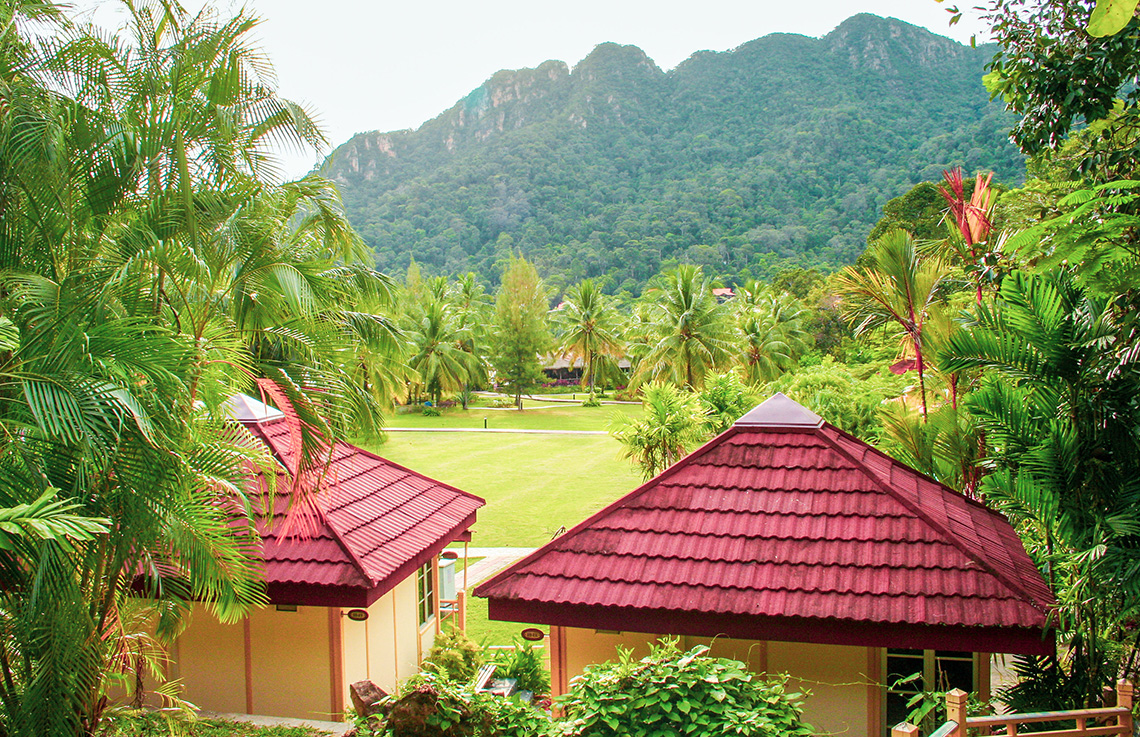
[
  {"xmin": 736, "ymin": 290, "xmax": 810, "ymax": 385},
  {"xmin": 635, "ymin": 265, "xmax": 736, "ymax": 390},
  {"xmin": 555, "ymin": 279, "xmax": 624, "ymax": 394},
  {"xmin": 405, "ymin": 298, "xmax": 484, "ymax": 404},
  {"xmin": 449, "ymin": 273, "xmax": 491, "ymax": 407},
  {"xmin": 836, "ymin": 229, "xmax": 949, "ymax": 418}
]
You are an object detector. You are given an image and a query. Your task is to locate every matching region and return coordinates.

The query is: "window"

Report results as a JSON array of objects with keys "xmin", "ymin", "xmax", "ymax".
[
  {"xmin": 885, "ymin": 650, "xmax": 976, "ymax": 732},
  {"xmin": 416, "ymin": 562, "xmax": 435, "ymax": 627}
]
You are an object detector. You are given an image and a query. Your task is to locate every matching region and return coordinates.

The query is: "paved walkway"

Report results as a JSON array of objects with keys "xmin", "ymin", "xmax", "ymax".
[
  {"xmin": 199, "ymin": 710, "xmax": 351, "ymax": 735},
  {"xmin": 459, "ymin": 547, "xmax": 537, "ymax": 586}
]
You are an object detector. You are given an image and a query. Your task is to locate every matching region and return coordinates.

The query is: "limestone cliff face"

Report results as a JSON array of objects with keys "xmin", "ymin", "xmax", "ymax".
[
  {"xmin": 825, "ymin": 13, "xmax": 970, "ymax": 72},
  {"xmin": 327, "ymin": 41, "xmax": 669, "ymax": 181}
]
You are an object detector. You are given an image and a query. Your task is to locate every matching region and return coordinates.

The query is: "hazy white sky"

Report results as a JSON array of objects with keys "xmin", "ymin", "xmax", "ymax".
[{"xmin": 75, "ymin": 1, "xmax": 991, "ymax": 178}]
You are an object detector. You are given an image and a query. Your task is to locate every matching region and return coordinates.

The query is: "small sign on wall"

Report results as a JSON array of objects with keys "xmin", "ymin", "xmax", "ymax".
[
  {"xmin": 520, "ymin": 628, "xmax": 544, "ymax": 641},
  {"xmin": 346, "ymin": 609, "xmax": 369, "ymax": 622}
]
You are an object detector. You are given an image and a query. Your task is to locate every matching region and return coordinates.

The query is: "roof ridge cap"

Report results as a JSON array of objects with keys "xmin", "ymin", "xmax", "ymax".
[
  {"xmin": 476, "ymin": 426, "xmax": 742, "ymax": 595},
  {"xmin": 812, "ymin": 423, "xmax": 1046, "ymax": 611}
]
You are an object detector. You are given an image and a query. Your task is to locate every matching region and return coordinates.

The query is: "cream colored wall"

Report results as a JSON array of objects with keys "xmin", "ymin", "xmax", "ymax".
[
  {"xmin": 176, "ymin": 566, "xmax": 438, "ymax": 719},
  {"xmin": 561, "ymin": 629, "xmax": 875, "ymax": 737},
  {"xmin": 173, "ymin": 605, "xmax": 332, "ymax": 720},
  {"xmin": 248, "ymin": 606, "xmax": 332, "ymax": 719},
  {"xmin": 340, "ymin": 585, "xmax": 400, "ymax": 695},
  {"xmin": 562, "ymin": 628, "xmax": 663, "ymax": 687},
  {"xmin": 392, "ymin": 575, "xmax": 423, "ymax": 681},
  {"xmin": 768, "ymin": 641, "xmax": 871, "ymax": 737},
  {"xmin": 339, "ymin": 571, "xmax": 436, "ymax": 702},
  {"xmin": 174, "ymin": 605, "xmax": 247, "ymax": 714}
]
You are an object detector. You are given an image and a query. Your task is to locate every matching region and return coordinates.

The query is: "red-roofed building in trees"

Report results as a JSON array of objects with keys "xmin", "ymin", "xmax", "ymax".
[
  {"xmin": 476, "ymin": 393, "xmax": 1054, "ymax": 737},
  {"xmin": 171, "ymin": 395, "xmax": 484, "ymax": 721}
]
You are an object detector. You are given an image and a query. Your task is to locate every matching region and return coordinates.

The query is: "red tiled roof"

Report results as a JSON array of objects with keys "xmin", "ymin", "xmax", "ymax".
[
  {"xmin": 243, "ymin": 411, "xmax": 484, "ymax": 607},
  {"xmin": 476, "ymin": 393, "xmax": 1054, "ymax": 654}
]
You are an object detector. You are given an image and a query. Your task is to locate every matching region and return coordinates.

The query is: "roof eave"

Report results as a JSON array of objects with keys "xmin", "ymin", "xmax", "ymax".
[{"xmin": 486, "ymin": 598, "xmax": 1055, "ymax": 656}]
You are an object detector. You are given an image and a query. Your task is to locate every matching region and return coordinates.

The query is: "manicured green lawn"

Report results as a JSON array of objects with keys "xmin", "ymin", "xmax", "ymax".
[
  {"xmin": 360, "ymin": 428, "xmax": 642, "ymax": 548},
  {"xmin": 462, "ymin": 591, "xmax": 546, "ymax": 648},
  {"xmin": 385, "ymin": 402, "xmax": 642, "ymax": 432}
]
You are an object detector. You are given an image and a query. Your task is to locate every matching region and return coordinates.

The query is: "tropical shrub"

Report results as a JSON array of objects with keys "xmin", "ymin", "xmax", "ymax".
[
  {"xmin": 477, "ymin": 695, "xmax": 552, "ymax": 737},
  {"xmin": 698, "ymin": 372, "xmax": 757, "ymax": 434},
  {"xmin": 765, "ymin": 358, "xmax": 895, "ymax": 442},
  {"xmin": 357, "ymin": 673, "xmax": 550, "ymax": 737},
  {"xmin": 423, "ymin": 627, "xmax": 484, "ymax": 683},
  {"xmin": 379, "ymin": 673, "xmax": 478, "ymax": 737},
  {"xmin": 610, "ymin": 383, "xmax": 707, "ymax": 479},
  {"xmin": 555, "ymin": 640, "xmax": 813, "ymax": 737},
  {"xmin": 422, "ymin": 405, "xmax": 442, "ymax": 417},
  {"xmin": 581, "ymin": 392, "xmax": 602, "ymax": 407},
  {"xmin": 491, "ymin": 640, "xmax": 551, "ymax": 697}
]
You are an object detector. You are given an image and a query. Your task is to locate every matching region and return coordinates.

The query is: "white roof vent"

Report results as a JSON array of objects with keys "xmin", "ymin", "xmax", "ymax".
[{"xmin": 734, "ymin": 393, "xmax": 823, "ymax": 428}]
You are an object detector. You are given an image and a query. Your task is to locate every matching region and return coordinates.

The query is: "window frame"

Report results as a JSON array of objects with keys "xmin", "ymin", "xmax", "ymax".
[
  {"xmin": 882, "ymin": 649, "xmax": 980, "ymax": 734},
  {"xmin": 416, "ymin": 561, "xmax": 436, "ymax": 629}
]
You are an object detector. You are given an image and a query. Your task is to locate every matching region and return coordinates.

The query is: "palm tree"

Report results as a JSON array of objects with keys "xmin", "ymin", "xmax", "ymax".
[
  {"xmin": 836, "ymin": 229, "xmax": 949, "ymax": 418},
  {"xmin": 555, "ymin": 279, "xmax": 624, "ymax": 394},
  {"xmin": 635, "ymin": 265, "xmax": 736, "ymax": 390},
  {"xmin": 611, "ymin": 383, "xmax": 708, "ymax": 479},
  {"xmin": 405, "ymin": 298, "xmax": 484, "ymax": 404},
  {"xmin": 0, "ymin": 4, "xmax": 400, "ymax": 732},
  {"xmin": 736, "ymin": 290, "xmax": 810, "ymax": 385},
  {"xmin": 942, "ymin": 269, "xmax": 1140, "ymax": 709},
  {"xmin": 449, "ymin": 273, "xmax": 491, "ymax": 408}
]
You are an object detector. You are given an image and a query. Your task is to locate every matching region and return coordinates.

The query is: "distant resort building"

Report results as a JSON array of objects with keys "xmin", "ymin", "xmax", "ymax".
[
  {"xmin": 476, "ymin": 394, "xmax": 1054, "ymax": 737},
  {"xmin": 170, "ymin": 395, "xmax": 483, "ymax": 721},
  {"xmin": 541, "ymin": 353, "xmax": 632, "ymax": 382}
]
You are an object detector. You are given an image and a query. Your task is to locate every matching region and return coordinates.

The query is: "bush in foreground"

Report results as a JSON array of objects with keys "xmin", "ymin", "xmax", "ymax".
[{"xmin": 554, "ymin": 641, "xmax": 813, "ymax": 737}]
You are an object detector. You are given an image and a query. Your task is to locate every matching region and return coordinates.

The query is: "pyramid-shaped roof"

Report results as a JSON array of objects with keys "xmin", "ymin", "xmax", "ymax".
[
  {"xmin": 476, "ymin": 394, "xmax": 1054, "ymax": 654},
  {"xmin": 234, "ymin": 396, "xmax": 484, "ymax": 607}
]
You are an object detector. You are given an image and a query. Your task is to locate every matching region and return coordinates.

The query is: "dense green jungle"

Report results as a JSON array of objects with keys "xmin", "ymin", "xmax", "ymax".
[{"xmin": 325, "ymin": 13, "xmax": 1025, "ymax": 293}]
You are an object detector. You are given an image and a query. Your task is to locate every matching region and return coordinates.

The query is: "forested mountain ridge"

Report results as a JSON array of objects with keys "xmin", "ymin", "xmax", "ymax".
[{"xmin": 326, "ymin": 14, "xmax": 1023, "ymax": 293}]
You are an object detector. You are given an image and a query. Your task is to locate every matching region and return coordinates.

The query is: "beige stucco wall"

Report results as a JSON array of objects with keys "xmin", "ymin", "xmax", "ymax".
[
  {"xmin": 560, "ymin": 628, "xmax": 876, "ymax": 737},
  {"xmin": 340, "ymin": 573, "xmax": 432, "ymax": 697},
  {"xmin": 768, "ymin": 640, "xmax": 872, "ymax": 737},
  {"xmin": 248, "ymin": 605, "xmax": 332, "ymax": 719},
  {"xmin": 174, "ymin": 605, "xmax": 334, "ymax": 720},
  {"xmin": 174, "ymin": 560, "xmax": 442, "ymax": 720},
  {"xmin": 563, "ymin": 629, "xmax": 663, "ymax": 685},
  {"xmin": 173, "ymin": 605, "xmax": 248, "ymax": 714}
]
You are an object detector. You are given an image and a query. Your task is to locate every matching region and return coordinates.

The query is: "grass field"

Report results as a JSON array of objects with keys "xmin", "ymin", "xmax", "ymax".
[{"xmin": 359, "ymin": 430, "xmax": 641, "ymax": 547}]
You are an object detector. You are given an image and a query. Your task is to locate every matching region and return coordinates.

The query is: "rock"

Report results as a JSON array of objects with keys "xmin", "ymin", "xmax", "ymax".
[{"xmin": 350, "ymin": 679, "xmax": 388, "ymax": 717}]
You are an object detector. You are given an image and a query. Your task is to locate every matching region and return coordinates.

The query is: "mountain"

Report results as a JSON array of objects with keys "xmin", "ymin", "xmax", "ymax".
[{"xmin": 324, "ymin": 14, "xmax": 1022, "ymax": 293}]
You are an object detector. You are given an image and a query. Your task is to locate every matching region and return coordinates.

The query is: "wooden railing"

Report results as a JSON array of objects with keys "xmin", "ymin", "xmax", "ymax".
[
  {"xmin": 438, "ymin": 590, "xmax": 467, "ymax": 631},
  {"xmin": 892, "ymin": 681, "xmax": 1134, "ymax": 737}
]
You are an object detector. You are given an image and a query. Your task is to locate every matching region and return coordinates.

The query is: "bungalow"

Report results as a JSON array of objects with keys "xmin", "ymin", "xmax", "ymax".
[
  {"xmin": 168, "ymin": 395, "xmax": 484, "ymax": 721},
  {"xmin": 476, "ymin": 393, "xmax": 1054, "ymax": 737}
]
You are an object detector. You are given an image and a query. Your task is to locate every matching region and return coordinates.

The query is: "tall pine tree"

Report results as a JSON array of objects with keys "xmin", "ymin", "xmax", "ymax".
[{"xmin": 489, "ymin": 255, "xmax": 551, "ymax": 409}]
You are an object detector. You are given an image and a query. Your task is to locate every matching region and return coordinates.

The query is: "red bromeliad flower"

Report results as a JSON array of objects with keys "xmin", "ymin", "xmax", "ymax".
[
  {"xmin": 939, "ymin": 167, "xmax": 994, "ymax": 246},
  {"xmin": 939, "ymin": 167, "xmax": 995, "ymax": 304}
]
